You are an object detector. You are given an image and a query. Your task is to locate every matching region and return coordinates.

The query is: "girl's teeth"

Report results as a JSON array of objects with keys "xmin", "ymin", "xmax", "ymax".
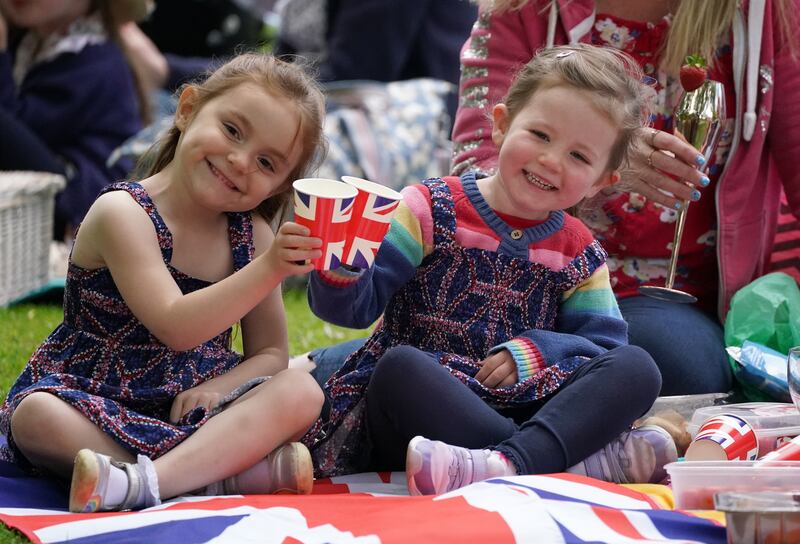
[{"xmin": 525, "ymin": 172, "xmax": 555, "ymax": 191}]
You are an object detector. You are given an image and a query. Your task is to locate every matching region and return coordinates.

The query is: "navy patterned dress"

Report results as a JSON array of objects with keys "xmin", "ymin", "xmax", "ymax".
[
  {"xmin": 304, "ymin": 178, "xmax": 606, "ymax": 476},
  {"xmin": 0, "ymin": 182, "xmax": 253, "ymax": 467}
]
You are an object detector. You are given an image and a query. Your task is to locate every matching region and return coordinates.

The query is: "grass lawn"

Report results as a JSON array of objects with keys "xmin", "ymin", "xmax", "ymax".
[{"xmin": 0, "ymin": 287, "xmax": 369, "ymax": 543}]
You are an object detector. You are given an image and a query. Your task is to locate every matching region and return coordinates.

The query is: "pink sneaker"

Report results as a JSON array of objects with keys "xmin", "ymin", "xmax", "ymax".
[
  {"xmin": 406, "ymin": 436, "xmax": 515, "ymax": 496},
  {"xmin": 567, "ymin": 425, "xmax": 678, "ymax": 484},
  {"xmin": 199, "ymin": 442, "xmax": 313, "ymax": 496}
]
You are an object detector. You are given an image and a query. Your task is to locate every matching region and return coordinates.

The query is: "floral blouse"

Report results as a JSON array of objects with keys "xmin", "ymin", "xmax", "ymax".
[{"xmin": 582, "ymin": 13, "xmax": 735, "ymax": 311}]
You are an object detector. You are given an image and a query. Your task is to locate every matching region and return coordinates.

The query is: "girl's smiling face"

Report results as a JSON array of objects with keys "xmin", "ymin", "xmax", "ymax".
[
  {"xmin": 173, "ymin": 82, "xmax": 303, "ymax": 213},
  {"xmin": 487, "ymin": 85, "xmax": 620, "ymax": 220}
]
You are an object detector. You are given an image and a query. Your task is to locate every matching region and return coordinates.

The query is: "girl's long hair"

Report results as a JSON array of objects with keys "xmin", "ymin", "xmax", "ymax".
[{"xmin": 137, "ymin": 54, "xmax": 327, "ymax": 222}]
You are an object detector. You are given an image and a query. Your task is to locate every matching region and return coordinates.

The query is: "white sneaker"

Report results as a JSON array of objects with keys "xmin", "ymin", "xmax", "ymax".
[{"xmin": 69, "ymin": 449, "xmax": 159, "ymax": 513}]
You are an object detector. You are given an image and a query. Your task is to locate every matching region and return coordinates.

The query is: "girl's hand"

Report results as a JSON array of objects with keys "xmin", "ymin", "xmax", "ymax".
[
  {"xmin": 476, "ymin": 350, "xmax": 518, "ymax": 388},
  {"xmin": 264, "ymin": 222, "xmax": 321, "ymax": 279},
  {"xmin": 619, "ymin": 128, "xmax": 710, "ymax": 209},
  {"xmin": 169, "ymin": 383, "xmax": 225, "ymax": 423}
]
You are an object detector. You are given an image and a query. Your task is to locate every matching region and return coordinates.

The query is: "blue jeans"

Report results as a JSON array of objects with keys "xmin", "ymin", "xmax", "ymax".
[
  {"xmin": 309, "ymin": 295, "xmax": 732, "ymax": 395},
  {"xmin": 365, "ymin": 344, "xmax": 661, "ymax": 472},
  {"xmin": 618, "ymin": 295, "xmax": 732, "ymax": 395}
]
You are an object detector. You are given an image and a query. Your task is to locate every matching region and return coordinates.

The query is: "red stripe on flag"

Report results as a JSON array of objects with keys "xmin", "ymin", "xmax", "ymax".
[{"xmin": 592, "ymin": 506, "xmax": 647, "ymax": 539}]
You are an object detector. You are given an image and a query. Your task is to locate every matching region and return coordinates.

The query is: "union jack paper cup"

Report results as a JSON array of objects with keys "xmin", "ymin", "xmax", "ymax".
[
  {"xmin": 758, "ymin": 434, "xmax": 800, "ymax": 462},
  {"xmin": 293, "ymin": 178, "xmax": 358, "ymax": 270},
  {"xmin": 685, "ymin": 414, "xmax": 759, "ymax": 461},
  {"xmin": 340, "ymin": 176, "xmax": 403, "ymax": 268}
]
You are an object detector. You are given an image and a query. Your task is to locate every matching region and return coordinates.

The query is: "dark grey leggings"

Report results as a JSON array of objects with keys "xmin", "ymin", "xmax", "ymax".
[{"xmin": 365, "ymin": 344, "xmax": 661, "ymax": 473}]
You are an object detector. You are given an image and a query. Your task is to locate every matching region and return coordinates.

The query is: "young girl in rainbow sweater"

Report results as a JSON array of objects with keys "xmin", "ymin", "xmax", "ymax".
[{"xmin": 303, "ymin": 44, "xmax": 682, "ymax": 493}]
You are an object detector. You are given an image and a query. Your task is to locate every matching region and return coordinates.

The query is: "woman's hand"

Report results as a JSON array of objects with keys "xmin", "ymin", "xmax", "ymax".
[
  {"xmin": 619, "ymin": 128, "xmax": 710, "ymax": 209},
  {"xmin": 476, "ymin": 350, "xmax": 518, "ymax": 388},
  {"xmin": 263, "ymin": 221, "xmax": 321, "ymax": 279}
]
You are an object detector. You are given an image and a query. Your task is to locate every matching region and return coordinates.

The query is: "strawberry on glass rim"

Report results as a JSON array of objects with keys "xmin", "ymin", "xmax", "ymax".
[{"xmin": 679, "ymin": 55, "xmax": 708, "ymax": 92}]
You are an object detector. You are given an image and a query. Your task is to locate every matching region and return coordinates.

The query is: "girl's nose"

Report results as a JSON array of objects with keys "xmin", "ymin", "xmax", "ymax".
[
  {"xmin": 227, "ymin": 151, "xmax": 252, "ymax": 174},
  {"xmin": 537, "ymin": 150, "xmax": 562, "ymax": 173}
]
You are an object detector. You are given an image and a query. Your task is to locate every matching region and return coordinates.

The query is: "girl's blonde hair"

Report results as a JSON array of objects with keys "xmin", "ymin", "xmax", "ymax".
[
  {"xmin": 483, "ymin": 0, "xmax": 798, "ymax": 75},
  {"xmin": 503, "ymin": 44, "xmax": 650, "ymax": 171},
  {"xmin": 140, "ymin": 54, "xmax": 327, "ymax": 222}
]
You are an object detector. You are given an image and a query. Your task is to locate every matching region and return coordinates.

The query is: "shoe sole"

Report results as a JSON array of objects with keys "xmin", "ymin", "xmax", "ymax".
[
  {"xmin": 272, "ymin": 442, "xmax": 314, "ymax": 495},
  {"xmin": 406, "ymin": 436, "xmax": 450, "ymax": 496},
  {"xmin": 69, "ymin": 449, "xmax": 105, "ymax": 513}
]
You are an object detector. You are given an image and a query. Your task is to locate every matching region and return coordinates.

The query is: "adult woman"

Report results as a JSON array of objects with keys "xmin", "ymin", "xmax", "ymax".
[{"xmin": 450, "ymin": 0, "xmax": 799, "ymax": 394}]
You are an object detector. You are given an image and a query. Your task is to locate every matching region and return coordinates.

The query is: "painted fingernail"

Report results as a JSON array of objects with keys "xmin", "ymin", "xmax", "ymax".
[
  {"xmin": 695, "ymin": 155, "xmax": 706, "ymax": 166},
  {"xmin": 691, "ymin": 190, "xmax": 701, "ymax": 201},
  {"xmin": 674, "ymin": 201, "xmax": 682, "ymax": 210},
  {"xmin": 700, "ymin": 176, "xmax": 710, "ymax": 187}
]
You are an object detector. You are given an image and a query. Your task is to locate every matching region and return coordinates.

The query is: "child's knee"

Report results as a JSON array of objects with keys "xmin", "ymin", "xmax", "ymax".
[
  {"xmin": 10, "ymin": 392, "xmax": 66, "ymax": 452},
  {"xmin": 372, "ymin": 345, "xmax": 428, "ymax": 388},
  {"xmin": 271, "ymin": 368, "xmax": 324, "ymax": 418},
  {"xmin": 614, "ymin": 345, "xmax": 662, "ymax": 400}
]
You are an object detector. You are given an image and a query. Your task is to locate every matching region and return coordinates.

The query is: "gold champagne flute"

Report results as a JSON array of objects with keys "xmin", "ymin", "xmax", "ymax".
[{"xmin": 639, "ymin": 80, "xmax": 726, "ymax": 303}]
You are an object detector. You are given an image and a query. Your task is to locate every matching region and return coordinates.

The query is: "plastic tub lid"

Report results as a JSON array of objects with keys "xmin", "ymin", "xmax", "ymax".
[
  {"xmin": 715, "ymin": 491, "xmax": 800, "ymax": 512},
  {"xmin": 689, "ymin": 402, "xmax": 800, "ymax": 436}
]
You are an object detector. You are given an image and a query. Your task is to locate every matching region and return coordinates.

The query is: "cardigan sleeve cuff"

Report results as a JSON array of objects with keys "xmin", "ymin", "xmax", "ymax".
[
  {"xmin": 489, "ymin": 337, "xmax": 546, "ymax": 382},
  {"xmin": 315, "ymin": 266, "xmax": 363, "ymax": 288}
]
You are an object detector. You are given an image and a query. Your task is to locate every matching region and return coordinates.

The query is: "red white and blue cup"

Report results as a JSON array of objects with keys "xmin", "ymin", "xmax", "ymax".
[
  {"xmin": 757, "ymin": 434, "xmax": 800, "ymax": 462},
  {"xmin": 340, "ymin": 176, "xmax": 403, "ymax": 268},
  {"xmin": 685, "ymin": 414, "xmax": 759, "ymax": 461},
  {"xmin": 293, "ymin": 178, "xmax": 358, "ymax": 270}
]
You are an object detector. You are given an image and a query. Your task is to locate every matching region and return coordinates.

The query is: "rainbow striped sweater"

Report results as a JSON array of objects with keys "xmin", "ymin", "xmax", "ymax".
[{"xmin": 308, "ymin": 174, "xmax": 628, "ymax": 380}]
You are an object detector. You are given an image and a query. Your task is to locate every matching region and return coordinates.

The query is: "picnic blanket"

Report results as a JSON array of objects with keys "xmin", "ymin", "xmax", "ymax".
[{"xmin": 0, "ymin": 459, "xmax": 727, "ymax": 543}]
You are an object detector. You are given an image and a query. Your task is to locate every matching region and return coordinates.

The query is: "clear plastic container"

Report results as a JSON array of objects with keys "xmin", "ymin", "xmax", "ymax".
[
  {"xmin": 715, "ymin": 491, "xmax": 800, "ymax": 544},
  {"xmin": 641, "ymin": 392, "xmax": 732, "ymax": 421},
  {"xmin": 688, "ymin": 403, "xmax": 800, "ymax": 457},
  {"xmin": 665, "ymin": 460, "xmax": 800, "ymax": 510}
]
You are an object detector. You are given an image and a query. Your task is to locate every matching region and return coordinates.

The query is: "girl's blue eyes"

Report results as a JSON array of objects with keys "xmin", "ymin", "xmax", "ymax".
[
  {"xmin": 571, "ymin": 152, "xmax": 589, "ymax": 164},
  {"xmin": 530, "ymin": 129, "xmax": 590, "ymax": 164}
]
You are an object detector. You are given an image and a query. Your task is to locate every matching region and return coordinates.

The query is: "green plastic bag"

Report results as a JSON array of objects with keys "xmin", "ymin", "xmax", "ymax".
[{"xmin": 724, "ymin": 272, "xmax": 800, "ymax": 400}]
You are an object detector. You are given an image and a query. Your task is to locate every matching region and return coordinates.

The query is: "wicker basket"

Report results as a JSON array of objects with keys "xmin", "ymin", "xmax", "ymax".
[{"xmin": 0, "ymin": 171, "xmax": 66, "ymax": 306}]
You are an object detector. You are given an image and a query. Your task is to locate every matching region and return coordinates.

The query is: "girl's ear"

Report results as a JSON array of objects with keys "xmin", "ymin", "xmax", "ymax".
[
  {"xmin": 491, "ymin": 103, "xmax": 511, "ymax": 147},
  {"xmin": 175, "ymin": 86, "xmax": 200, "ymax": 131},
  {"xmin": 586, "ymin": 170, "xmax": 621, "ymax": 198}
]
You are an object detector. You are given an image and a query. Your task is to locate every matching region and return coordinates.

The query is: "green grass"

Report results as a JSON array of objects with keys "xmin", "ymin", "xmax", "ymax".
[{"xmin": 0, "ymin": 287, "xmax": 369, "ymax": 543}]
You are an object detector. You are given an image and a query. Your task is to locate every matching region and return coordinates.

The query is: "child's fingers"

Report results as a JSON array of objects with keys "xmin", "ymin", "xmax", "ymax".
[
  {"xmin": 475, "ymin": 352, "xmax": 504, "ymax": 383},
  {"xmin": 279, "ymin": 233, "xmax": 322, "ymax": 249},
  {"xmin": 279, "ymin": 221, "xmax": 312, "ymax": 237},
  {"xmin": 169, "ymin": 397, "xmax": 184, "ymax": 424}
]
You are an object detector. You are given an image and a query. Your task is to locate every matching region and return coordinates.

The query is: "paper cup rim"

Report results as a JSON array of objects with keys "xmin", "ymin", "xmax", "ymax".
[
  {"xmin": 341, "ymin": 176, "xmax": 403, "ymax": 200},
  {"xmin": 293, "ymin": 178, "xmax": 358, "ymax": 199}
]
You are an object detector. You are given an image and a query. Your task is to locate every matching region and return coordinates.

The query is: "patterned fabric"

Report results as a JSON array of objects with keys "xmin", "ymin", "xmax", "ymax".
[
  {"xmin": 581, "ymin": 13, "xmax": 735, "ymax": 311},
  {"xmin": 0, "ymin": 182, "xmax": 253, "ymax": 465},
  {"xmin": 304, "ymin": 178, "xmax": 605, "ymax": 477}
]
